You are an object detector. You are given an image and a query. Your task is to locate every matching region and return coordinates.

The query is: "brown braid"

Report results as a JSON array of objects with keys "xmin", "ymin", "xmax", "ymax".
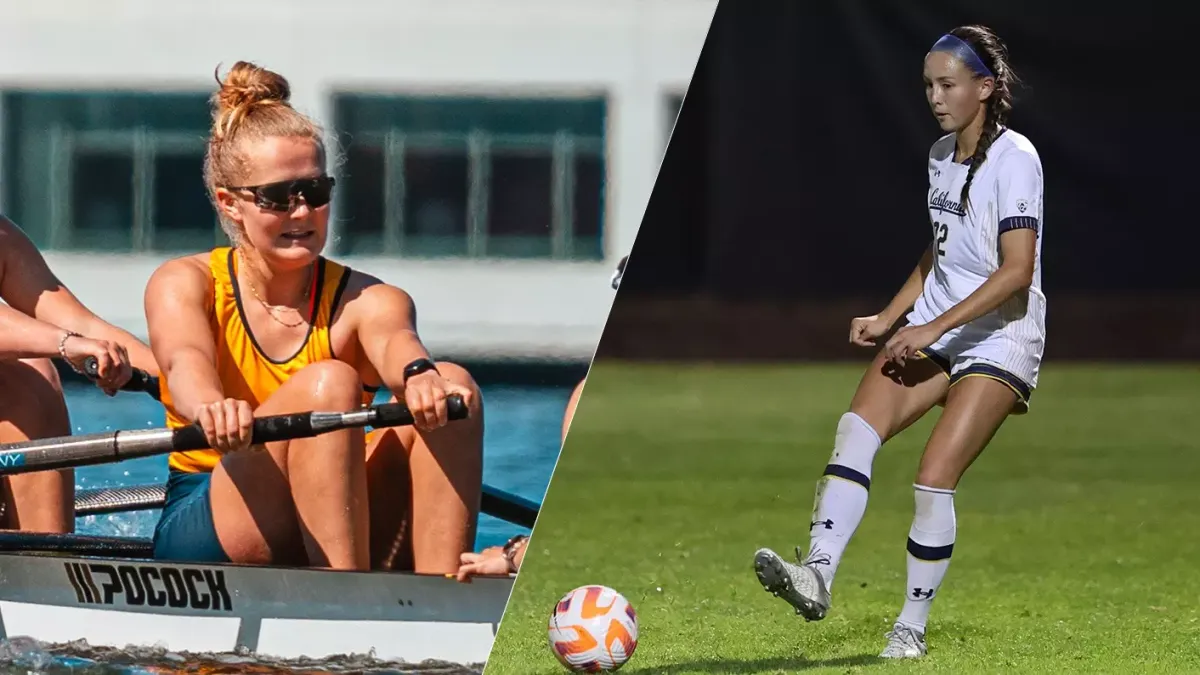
[{"xmin": 950, "ymin": 25, "xmax": 1021, "ymax": 213}]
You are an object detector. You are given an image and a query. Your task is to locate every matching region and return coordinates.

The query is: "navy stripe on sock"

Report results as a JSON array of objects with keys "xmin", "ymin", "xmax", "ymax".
[
  {"xmin": 907, "ymin": 537, "xmax": 954, "ymax": 561},
  {"xmin": 823, "ymin": 463, "xmax": 870, "ymax": 490}
]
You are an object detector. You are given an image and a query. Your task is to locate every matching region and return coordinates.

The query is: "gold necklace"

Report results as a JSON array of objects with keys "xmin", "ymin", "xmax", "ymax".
[{"xmin": 240, "ymin": 255, "xmax": 314, "ymax": 329}]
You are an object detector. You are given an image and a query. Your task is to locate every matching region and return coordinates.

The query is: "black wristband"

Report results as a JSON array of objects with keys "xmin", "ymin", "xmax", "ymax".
[{"xmin": 402, "ymin": 358, "xmax": 439, "ymax": 384}]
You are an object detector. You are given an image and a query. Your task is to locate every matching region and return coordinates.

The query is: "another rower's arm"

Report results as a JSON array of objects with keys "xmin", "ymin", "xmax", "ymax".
[
  {"xmin": 0, "ymin": 301, "xmax": 86, "ymax": 361},
  {"xmin": 144, "ymin": 258, "xmax": 226, "ymax": 418},
  {"xmin": 0, "ymin": 216, "xmax": 160, "ymax": 374},
  {"xmin": 349, "ymin": 277, "xmax": 434, "ymax": 392}
]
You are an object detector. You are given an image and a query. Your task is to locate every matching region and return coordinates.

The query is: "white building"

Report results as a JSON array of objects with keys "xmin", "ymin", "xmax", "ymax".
[{"xmin": 0, "ymin": 0, "xmax": 716, "ymax": 361}]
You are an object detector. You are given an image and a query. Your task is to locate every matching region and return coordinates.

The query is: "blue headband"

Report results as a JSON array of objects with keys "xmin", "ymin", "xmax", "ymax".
[{"xmin": 930, "ymin": 34, "xmax": 994, "ymax": 78}]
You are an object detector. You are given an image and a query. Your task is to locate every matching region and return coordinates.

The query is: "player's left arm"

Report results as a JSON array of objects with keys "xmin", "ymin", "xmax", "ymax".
[
  {"xmin": 348, "ymin": 274, "xmax": 434, "ymax": 389},
  {"xmin": 348, "ymin": 274, "xmax": 474, "ymax": 428},
  {"xmin": 929, "ymin": 151, "xmax": 1041, "ymax": 335},
  {"xmin": 0, "ymin": 216, "xmax": 160, "ymax": 375}
]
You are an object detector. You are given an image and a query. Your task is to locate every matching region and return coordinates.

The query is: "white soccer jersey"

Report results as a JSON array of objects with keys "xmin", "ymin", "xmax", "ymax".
[{"xmin": 908, "ymin": 128, "xmax": 1047, "ymax": 387}]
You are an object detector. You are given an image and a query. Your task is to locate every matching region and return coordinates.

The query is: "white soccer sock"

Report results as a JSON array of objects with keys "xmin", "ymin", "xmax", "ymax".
[
  {"xmin": 896, "ymin": 484, "xmax": 957, "ymax": 633},
  {"xmin": 805, "ymin": 412, "xmax": 882, "ymax": 590}
]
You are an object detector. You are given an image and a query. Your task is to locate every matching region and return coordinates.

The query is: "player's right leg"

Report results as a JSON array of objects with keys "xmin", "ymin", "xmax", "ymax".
[
  {"xmin": 880, "ymin": 358, "xmax": 1029, "ymax": 659},
  {"xmin": 754, "ymin": 347, "xmax": 949, "ymax": 620}
]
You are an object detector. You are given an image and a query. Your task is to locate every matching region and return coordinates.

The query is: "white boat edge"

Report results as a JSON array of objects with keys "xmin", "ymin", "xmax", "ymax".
[{"xmin": 0, "ymin": 552, "xmax": 514, "ymax": 666}]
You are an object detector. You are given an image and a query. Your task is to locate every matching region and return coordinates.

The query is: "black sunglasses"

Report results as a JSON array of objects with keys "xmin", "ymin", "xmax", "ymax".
[{"xmin": 222, "ymin": 175, "xmax": 336, "ymax": 212}]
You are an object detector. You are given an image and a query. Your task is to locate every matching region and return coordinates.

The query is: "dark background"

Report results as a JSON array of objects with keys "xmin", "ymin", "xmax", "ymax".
[{"xmin": 601, "ymin": 0, "xmax": 1200, "ymax": 361}]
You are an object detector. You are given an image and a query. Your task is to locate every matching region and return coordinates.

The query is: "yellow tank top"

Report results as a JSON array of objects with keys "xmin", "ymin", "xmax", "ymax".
[{"xmin": 162, "ymin": 247, "xmax": 375, "ymax": 473}]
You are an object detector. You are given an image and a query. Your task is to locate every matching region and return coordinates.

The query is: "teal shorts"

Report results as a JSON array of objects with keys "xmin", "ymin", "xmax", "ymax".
[{"xmin": 152, "ymin": 470, "xmax": 231, "ymax": 564}]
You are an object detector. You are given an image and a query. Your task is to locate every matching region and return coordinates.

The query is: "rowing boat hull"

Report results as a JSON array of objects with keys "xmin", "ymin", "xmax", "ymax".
[{"xmin": 0, "ymin": 552, "xmax": 512, "ymax": 665}]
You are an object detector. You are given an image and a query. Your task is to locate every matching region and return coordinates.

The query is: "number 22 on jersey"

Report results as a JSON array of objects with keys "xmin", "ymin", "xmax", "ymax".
[{"xmin": 931, "ymin": 221, "xmax": 948, "ymax": 257}]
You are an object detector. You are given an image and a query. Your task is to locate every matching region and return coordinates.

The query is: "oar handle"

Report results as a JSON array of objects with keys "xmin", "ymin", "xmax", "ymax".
[
  {"xmin": 0, "ymin": 396, "xmax": 468, "ymax": 475},
  {"xmin": 169, "ymin": 395, "xmax": 468, "ymax": 451},
  {"xmin": 73, "ymin": 357, "xmax": 540, "ymax": 527},
  {"xmin": 79, "ymin": 355, "xmax": 468, "ymax": 445},
  {"xmin": 81, "ymin": 357, "xmax": 162, "ymax": 401}
]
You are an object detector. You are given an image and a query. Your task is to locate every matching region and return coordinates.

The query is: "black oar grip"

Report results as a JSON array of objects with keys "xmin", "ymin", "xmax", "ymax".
[
  {"xmin": 446, "ymin": 394, "xmax": 469, "ymax": 420},
  {"xmin": 167, "ymin": 395, "xmax": 466, "ymax": 453},
  {"xmin": 81, "ymin": 357, "xmax": 162, "ymax": 400},
  {"xmin": 373, "ymin": 394, "xmax": 467, "ymax": 427},
  {"xmin": 169, "ymin": 425, "xmax": 211, "ymax": 452},
  {"xmin": 170, "ymin": 412, "xmax": 321, "ymax": 452}
]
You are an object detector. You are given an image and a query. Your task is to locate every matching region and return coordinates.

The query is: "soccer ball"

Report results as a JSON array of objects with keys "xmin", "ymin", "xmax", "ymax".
[{"xmin": 547, "ymin": 585, "xmax": 638, "ymax": 672}]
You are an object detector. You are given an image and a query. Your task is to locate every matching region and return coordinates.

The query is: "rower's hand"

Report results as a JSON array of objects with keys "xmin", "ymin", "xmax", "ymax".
[
  {"xmin": 192, "ymin": 399, "xmax": 255, "ymax": 452},
  {"xmin": 455, "ymin": 547, "xmax": 509, "ymax": 582},
  {"xmin": 403, "ymin": 370, "xmax": 474, "ymax": 432},
  {"xmin": 61, "ymin": 333, "xmax": 132, "ymax": 397}
]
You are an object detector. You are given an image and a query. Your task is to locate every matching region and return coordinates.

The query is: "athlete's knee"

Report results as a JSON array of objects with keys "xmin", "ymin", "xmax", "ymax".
[
  {"xmin": 434, "ymin": 361, "xmax": 476, "ymax": 390},
  {"xmin": 301, "ymin": 360, "xmax": 363, "ymax": 408},
  {"xmin": 435, "ymin": 361, "xmax": 482, "ymax": 413},
  {"xmin": 842, "ymin": 406, "xmax": 888, "ymax": 446},
  {"xmin": 826, "ymin": 412, "xmax": 883, "ymax": 479},
  {"xmin": 3, "ymin": 358, "xmax": 66, "ymax": 402},
  {"xmin": 0, "ymin": 359, "xmax": 69, "ymax": 432},
  {"xmin": 19, "ymin": 358, "xmax": 64, "ymax": 393},
  {"xmin": 567, "ymin": 378, "xmax": 585, "ymax": 408}
]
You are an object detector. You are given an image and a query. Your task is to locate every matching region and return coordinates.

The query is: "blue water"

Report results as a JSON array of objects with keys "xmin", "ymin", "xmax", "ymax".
[{"xmin": 64, "ymin": 381, "xmax": 566, "ymax": 552}]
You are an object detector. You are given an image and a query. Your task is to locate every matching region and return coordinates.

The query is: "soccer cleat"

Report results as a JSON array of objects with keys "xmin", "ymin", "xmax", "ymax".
[
  {"xmin": 879, "ymin": 622, "xmax": 927, "ymax": 659},
  {"xmin": 752, "ymin": 548, "xmax": 831, "ymax": 621}
]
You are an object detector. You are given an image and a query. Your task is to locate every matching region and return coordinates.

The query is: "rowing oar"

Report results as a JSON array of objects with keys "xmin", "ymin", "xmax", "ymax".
[
  {"xmin": 72, "ymin": 481, "xmax": 542, "ymax": 528},
  {"xmin": 0, "ymin": 490, "xmax": 542, "ymax": 558},
  {"xmin": 77, "ymin": 358, "xmax": 540, "ymax": 529},
  {"xmin": 0, "ymin": 381, "xmax": 466, "ymax": 557},
  {"xmin": 0, "ymin": 387, "xmax": 465, "ymax": 475},
  {"xmin": 0, "ymin": 531, "xmax": 154, "ymax": 557},
  {"xmin": 0, "ymin": 487, "xmax": 540, "ymax": 558},
  {"xmin": 0, "ymin": 485, "xmax": 539, "ymax": 558}
]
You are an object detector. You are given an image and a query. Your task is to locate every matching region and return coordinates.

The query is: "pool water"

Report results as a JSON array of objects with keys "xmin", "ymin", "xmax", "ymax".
[{"xmin": 64, "ymin": 380, "xmax": 566, "ymax": 551}]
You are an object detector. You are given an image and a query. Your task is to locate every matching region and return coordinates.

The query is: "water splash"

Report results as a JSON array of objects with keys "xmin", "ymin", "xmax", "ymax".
[
  {"xmin": 0, "ymin": 636, "xmax": 60, "ymax": 671},
  {"xmin": 0, "ymin": 637, "xmax": 482, "ymax": 674}
]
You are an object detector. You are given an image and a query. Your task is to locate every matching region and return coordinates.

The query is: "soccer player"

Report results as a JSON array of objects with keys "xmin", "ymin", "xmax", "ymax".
[{"xmin": 753, "ymin": 25, "xmax": 1043, "ymax": 659}]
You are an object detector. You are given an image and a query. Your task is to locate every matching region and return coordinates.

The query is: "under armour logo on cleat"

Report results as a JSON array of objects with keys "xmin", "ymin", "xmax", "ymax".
[
  {"xmin": 811, "ymin": 519, "xmax": 834, "ymax": 530},
  {"xmin": 912, "ymin": 587, "xmax": 934, "ymax": 599}
]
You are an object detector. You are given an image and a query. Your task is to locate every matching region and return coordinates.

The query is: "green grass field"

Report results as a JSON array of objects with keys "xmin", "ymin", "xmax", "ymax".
[{"xmin": 483, "ymin": 361, "xmax": 1200, "ymax": 674}]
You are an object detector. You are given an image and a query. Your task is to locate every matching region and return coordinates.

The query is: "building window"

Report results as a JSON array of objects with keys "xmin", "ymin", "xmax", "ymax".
[
  {"xmin": 331, "ymin": 95, "xmax": 607, "ymax": 260},
  {"xmin": 1, "ymin": 91, "xmax": 219, "ymax": 252}
]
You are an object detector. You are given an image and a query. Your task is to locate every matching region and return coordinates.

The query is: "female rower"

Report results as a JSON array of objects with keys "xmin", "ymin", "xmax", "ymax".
[
  {"xmin": 0, "ymin": 217, "xmax": 156, "ymax": 532},
  {"xmin": 145, "ymin": 61, "xmax": 484, "ymax": 573}
]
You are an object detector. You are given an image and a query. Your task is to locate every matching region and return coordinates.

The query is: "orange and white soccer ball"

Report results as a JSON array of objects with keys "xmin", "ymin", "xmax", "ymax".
[{"xmin": 547, "ymin": 585, "xmax": 638, "ymax": 672}]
